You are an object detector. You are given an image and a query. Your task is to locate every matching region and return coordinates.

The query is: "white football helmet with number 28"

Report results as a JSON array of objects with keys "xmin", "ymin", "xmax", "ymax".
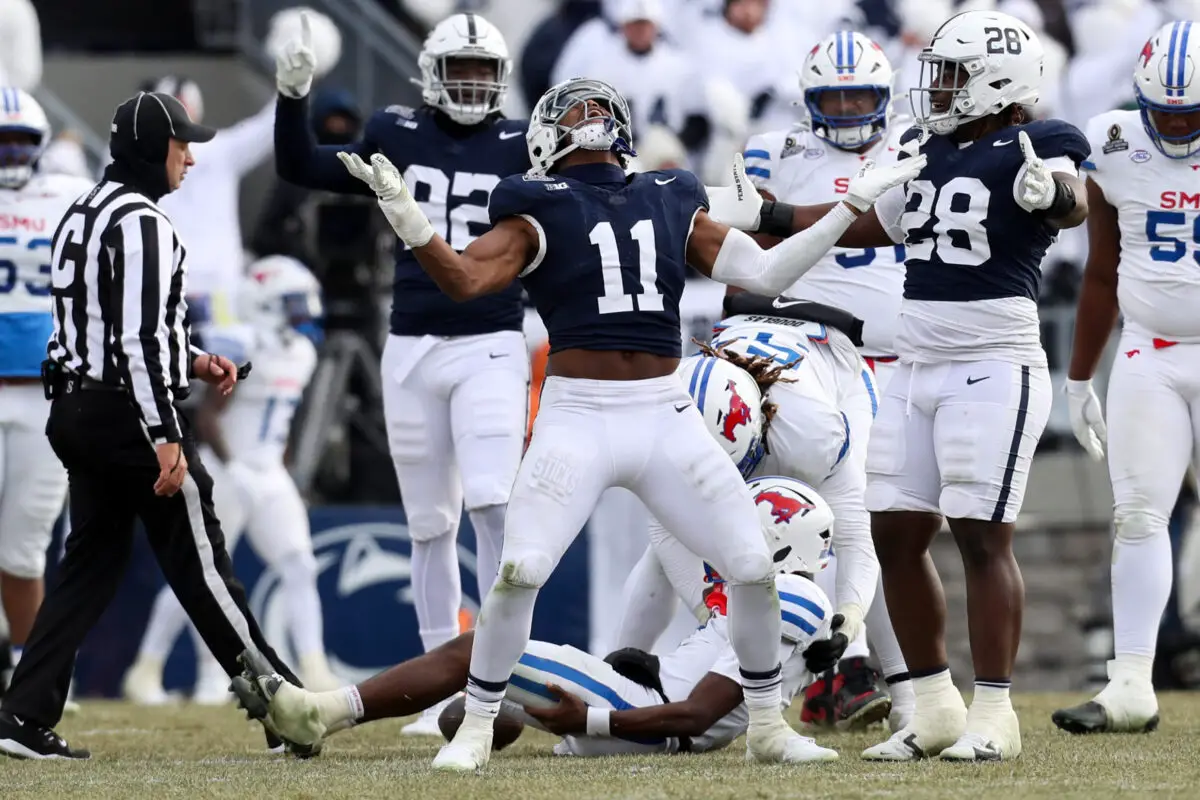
[{"xmin": 911, "ymin": 10, "xmax": 1044, "ymax": 136}]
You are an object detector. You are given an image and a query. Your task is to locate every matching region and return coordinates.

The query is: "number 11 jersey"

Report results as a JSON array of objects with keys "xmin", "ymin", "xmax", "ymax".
[
  {"xmin": 488, "ymin": 162, "xmax": 707, "ymax": 357},
  {"xmin": 875, "ymin": 119, "xmax": 1090, "ymax": 366}
]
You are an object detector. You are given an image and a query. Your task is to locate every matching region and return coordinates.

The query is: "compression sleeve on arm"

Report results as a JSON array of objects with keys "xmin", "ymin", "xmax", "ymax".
[{"xmin": 709, "ymin": 203, "xmax": 858, "ymax": 295}]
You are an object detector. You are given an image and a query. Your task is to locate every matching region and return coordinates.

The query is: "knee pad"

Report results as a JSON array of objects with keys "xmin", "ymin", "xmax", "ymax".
[
  {"xmin": 498, "ymin": 551, "xmax": 555, "ymax": 589},
  {"xmin": 721, "ymin": 550, "xmax": 773, "ymax": 585},
  {"xmin": 407, "ymin": 510, "xmax": 459, "ymax": 543},
  {"xmin": 1113, "ymin": 508, "xmax": 1169, "ymax": 545}
]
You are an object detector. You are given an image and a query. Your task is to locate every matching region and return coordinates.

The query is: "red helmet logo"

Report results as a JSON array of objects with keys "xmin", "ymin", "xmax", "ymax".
[
  {"xmin": 1141, "ymin": 40, "xmax": 1154, "ymax": 68},
  {"xmin": 720, "ymin": 379, "xmax": 753, "ymax": 442},
  {"xmin": 755, "ymin": 489, "xmax": 814, "ymax": 525}
]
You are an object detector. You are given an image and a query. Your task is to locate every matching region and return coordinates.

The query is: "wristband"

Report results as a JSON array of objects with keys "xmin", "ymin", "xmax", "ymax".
[
  {"xmin": 1046, "ymin": 176, "xmax": 1077, "ymax": 219},
  {"xmin": 757, "ymin": 200, "xmax": 795, "ymax": 238},
  {"xmin": 585, "ymin": 706, "xmax": 611, "ymax": 737}
]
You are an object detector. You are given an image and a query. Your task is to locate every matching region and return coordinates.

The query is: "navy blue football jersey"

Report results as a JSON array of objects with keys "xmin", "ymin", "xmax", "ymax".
[
  {"xmin": 894, "ymin": 119, "xmax": 1090, "ymax": 303},
  {"xmin": 275, "ymin": 97, "xmax": 530, "ymax": 337},
  {"xmin": 488, "ymin": 163, "xmax": 707, "ymax": 358}
]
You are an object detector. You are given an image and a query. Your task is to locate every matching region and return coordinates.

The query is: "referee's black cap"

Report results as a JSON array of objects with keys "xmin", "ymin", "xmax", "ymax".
[{"xmin": 110, "ymin": 92, "xmax": 216, "ymax": 156}]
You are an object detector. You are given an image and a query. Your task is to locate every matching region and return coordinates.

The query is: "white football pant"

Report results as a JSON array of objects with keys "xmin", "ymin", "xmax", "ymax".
[{"xmin": 0, "ymin": 384, "xmax": 67, "ymax": 579}]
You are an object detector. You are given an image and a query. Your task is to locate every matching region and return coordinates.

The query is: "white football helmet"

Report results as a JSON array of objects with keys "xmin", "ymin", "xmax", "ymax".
[
  {"xmin": 746, "ymin": 475, "xmax": 834, "ymax": 576},
  {"xmin": 0, "ymin": 88, "xmax": 50, "ymax": 190},
  {"xmin": 677, "ymin": 355, "xmax": 765, "ymax": 477},
  {"xmin": 911, "ymin": 10, "xmax": 1044, "ymax": 136},
  {"xmin": 526, "ymin": 77, "xmax": 636, "ymax": 176},
  {"xmin": 1134, "ymin": 21, "xmax": 1200, "ymax": 159},
  {"xmin": 239, "ymin": 256, "xmax": 323, "ymax": 336},
  {"xmin": 800, "ymin": 31, "xmax": 894, "ymax": 150},
  {"xmin": 415, "ymin": 13, "xmax": 511, "ymax": 126}
]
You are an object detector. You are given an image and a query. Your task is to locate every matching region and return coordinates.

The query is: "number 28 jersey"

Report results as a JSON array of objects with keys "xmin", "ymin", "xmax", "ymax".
[
  {"xmin": 1083, "ymin": 109, "xmax": 1200, "ymax": 341},
  {"xmin": 875, "ymin": 120, "xmax": 1090, "ymax": 366},
  {"xmin": 488, "ymin": 162, "xmax": 707, "ymax": 358}
]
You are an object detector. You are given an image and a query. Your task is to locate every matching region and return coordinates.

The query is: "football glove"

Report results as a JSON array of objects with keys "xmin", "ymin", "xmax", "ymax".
[
  {"xmin": 1065, "ymin": 378, "xmax": 1107, "ymax": 460},
  {"xmin": 845, "ymin": 154, "xmax": 927, "ymax": 213},
  {"xmin": 704, "ymin": 153, "xmax": 764, "ymax": 231},
  {"xmin": 1015, "ymin": 130, "xmax": 1057, "ymax": 211},
  {"xmin": 802, "ymin": 613, "xmax": 848, "ymax": 674},
  {"xmin": 275, "ymin": 10, "xmax": 317, "ymax": 99},
  {"xmin": 338, "ymin": 152, "xmax": 435, "ymax": 248}
]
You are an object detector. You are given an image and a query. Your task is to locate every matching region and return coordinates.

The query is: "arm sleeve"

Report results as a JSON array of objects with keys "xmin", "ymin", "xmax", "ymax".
[
  {"xmin": 111, "ymin": 212, "xmax": 182, "ymax": 444},
  {"xmin": 874, "ymin": 184, "xmax": 907, "ymax": 244},
  {"xmin": 0, "ymin": 0, "xmax": 41, "ymax": 90},
  {"xmin": 708, "ymin": 203, "xmax": 859, "ymax": 294},
  {"xmin": 819, "ymin": 455, "xmax": 879, "ymax": 612},
  {"xmin": 212, "ymin": 99, "xmax": 277, "ymax": 177},
  {"xmin": 274, "ymin": 94, "xmax": 378, "ymax": 196}
]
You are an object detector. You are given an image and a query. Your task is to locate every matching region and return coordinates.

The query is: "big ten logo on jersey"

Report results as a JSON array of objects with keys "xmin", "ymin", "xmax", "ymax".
[
  {"xmin": 0, "ymin": 214, "xmax": 52, "ymax": 300},
  {"xmin": 403, "ymin": 165, "xmax": 501, "ymax": 250},
  {"xmin": 903, "ymin": 177, "xmax": 991, "ymax": 266}
]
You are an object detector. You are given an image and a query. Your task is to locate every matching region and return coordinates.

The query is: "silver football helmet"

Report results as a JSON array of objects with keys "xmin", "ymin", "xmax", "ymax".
[{"xmin": 526, "ymin": 77, "xmax": 636, "ymax": 176}]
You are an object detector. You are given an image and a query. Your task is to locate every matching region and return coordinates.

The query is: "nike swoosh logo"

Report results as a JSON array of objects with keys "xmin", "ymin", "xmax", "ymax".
[
  {"xmin": 674, "ymin": 403, "xmax": 691, "ymax": 413},
  {"xmin": 499, "ymin": 131, "xmax": 523, "ymax": 140},
  {"xmin": 993, "ymin": 139, "xmax": 1013, "ymax": 147},
  {"xmin": 772, "ymin": 298, "xmax": 804, "ymax": 309},
  {"xmin": 489, "ymin": 353, "xmax": 508, "ymax": 359},
  {"xmin": 655, "ymin": 177, "xmax": 677, "ymax": 185},
  {"xmin": 966, "ymin": 376, "xmax": 990, "ymax": 385}
]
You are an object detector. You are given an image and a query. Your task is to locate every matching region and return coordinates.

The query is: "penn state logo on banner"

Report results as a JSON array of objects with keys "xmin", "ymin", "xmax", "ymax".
[{"xmin": 247, "ymin": 509, "xmax": 481, "ymax": 683}]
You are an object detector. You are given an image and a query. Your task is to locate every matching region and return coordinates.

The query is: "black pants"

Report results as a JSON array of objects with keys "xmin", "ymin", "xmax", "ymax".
[{"xmin": 1, "ymin": 385, "xmax": 299, "ymax": 727}]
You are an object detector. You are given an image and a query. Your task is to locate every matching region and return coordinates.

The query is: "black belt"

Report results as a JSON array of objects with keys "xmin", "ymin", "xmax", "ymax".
[{"xmin": 68, "ymin": 373, "xmax": 125, "ymax": 393}]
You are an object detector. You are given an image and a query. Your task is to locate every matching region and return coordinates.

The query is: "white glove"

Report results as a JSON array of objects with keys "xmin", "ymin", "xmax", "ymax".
[
  {"xmin": 1015, "ymin": 130, "xmax": 1057, "ymax": 211},
  {"xmin": 338, "ymin": 151, "xmax": 435, "ymax": 248},
  {"xmin": 835, "ymin": 602, "xmax": 865, "ymax": 645},
  {"xmin": 1064, "ymin": 379, "xmax": 1108, "ymax": 460},
  {"xmin": 275, "ymin": 10, "xmax": 317, "ymax": 99},
  {"xmin": 844, "ymin": 154, "xmax": 927, "ymax": 213},
  {"xmin": 704, "ymin": 153, "xmax": 764, "ymax": 231}
]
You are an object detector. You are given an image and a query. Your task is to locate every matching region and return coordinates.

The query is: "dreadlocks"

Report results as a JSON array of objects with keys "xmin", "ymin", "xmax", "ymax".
[{"xmin": 693, "ymin": 339, "xmax": 795, "ymax": 447}]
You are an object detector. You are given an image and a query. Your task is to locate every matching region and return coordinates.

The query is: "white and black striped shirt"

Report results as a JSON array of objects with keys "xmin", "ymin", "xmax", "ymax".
[{"xmin": 46, "ymin": 179, "xmax": 199, "ymax": 445}]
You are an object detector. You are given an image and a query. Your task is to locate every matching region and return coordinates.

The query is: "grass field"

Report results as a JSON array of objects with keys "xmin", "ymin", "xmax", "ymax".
[{"xmin": 2, "ymin": 693, "xmax": 1198, "ymax": 799}]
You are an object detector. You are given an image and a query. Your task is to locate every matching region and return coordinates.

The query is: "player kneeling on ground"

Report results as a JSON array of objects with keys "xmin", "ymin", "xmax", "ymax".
[{"xmin": 230, "ymin": 476, "xmax": 844, "ymax": 760}]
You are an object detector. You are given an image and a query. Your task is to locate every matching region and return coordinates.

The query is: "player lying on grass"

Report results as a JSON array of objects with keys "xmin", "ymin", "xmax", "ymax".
[{"xmin": 231, "ymin": 475, "xmax": 848, "ymax": 759}]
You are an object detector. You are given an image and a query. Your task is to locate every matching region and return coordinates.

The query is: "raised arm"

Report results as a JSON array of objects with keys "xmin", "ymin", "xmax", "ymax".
[
  {"xmin": 273, "ymin": 11, "xmax": 375, "ymax": 195},
  {"xmin": 689, "ymin": 154, "xmax": 923, "ymax": 294},
  {"xmin": 338, "ymin": 151, "xmax": 533, "ymax": 300}
]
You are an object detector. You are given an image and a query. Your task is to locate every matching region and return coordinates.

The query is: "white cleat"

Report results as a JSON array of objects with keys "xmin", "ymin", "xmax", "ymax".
[
  {"xmin": 401, "ymin": 696, "xmax": 455, "ymax": 736},
  {"xmin": 746, "ymin": 718, "xmax": 839, "ymax": 764},
  {"xmin": 941, "ymin": 700, "xmax": 1021, "ymax": 761},
  {"xmin": 432, "ymin": 721, "xmax": 493, "ymax": 772},
  {"xmin": 862, "ymin": 701, "xmax": 967, "ymax": 761}
]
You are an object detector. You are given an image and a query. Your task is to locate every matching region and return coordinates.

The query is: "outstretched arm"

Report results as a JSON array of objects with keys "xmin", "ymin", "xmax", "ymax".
[
  {"xmin": 338, "ymin": 152, "xmax": 535, "ymax": 299},
  {"xmin": 525, "ymin": 672, "xmax": 744, "ymax": 741},
  {"xmin": 689, "ymin": 154, "xmax": 924, "ymax": 295}
]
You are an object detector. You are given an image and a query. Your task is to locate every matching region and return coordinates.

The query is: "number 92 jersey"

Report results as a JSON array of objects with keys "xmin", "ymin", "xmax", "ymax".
[
  {"xmin": 875, "ymin": 119, "xmax": 1090, "ymax": 366},
  {"xmin": 0, "ymin": 173, "xmax": 94, "ymax": 377},
  {"xmin": 488, "ymin": 163, "xmax": 707, "ymax": 358},
  {"xmin": 1083, "ymin": 109, "xmax": 1200, "ymax": 341}
]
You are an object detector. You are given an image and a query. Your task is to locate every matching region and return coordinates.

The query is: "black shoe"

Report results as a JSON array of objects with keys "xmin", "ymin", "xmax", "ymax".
[
  {"xmin": 1051, "ymin": 701, "xmax": 1160, "ymax": 734},
  {"xmin": 834, "ymin": 657, "xmax": 892, "ymax": 731},
  {"xmin": 0, "ymin": 711, "xmax": 90, "ymax": 760}
]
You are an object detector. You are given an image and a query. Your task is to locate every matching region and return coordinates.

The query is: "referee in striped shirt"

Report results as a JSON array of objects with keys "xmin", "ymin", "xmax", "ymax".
[{"xmin": 0, "ymin": 92, "xmax": 303, "ymax": 760}]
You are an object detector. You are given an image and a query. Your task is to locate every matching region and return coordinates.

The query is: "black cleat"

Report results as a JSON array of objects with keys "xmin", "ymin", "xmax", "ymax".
[
  {"xmin": 834, "ymin": 657, "xmax": 892, "ymax": 731},
  {"xmin": 0, "ymin": 711, "xmax": 90, "ymax": 760},
  {"xmin": 1051, "ymin": 701, "xmax": 1160, "ymax": 734},
  {"xmin": 233, "ymin": 650, "xmax": 322, "ymax": 760}
]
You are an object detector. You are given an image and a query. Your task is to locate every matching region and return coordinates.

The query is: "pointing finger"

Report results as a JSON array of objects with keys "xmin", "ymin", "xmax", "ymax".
[
  {"xmin": 1019, "ymin": 130, "xmax": 1040, "ymax": 165},
  {"xmin": 300, "ymin": 10, "xmax": 312, "ymax": 49}
]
